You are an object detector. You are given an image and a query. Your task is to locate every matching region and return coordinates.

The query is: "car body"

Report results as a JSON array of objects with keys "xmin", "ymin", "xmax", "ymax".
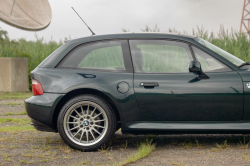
[{"xmin": 25, "ymin": 33, "xmax": 250, "ymax": 150}]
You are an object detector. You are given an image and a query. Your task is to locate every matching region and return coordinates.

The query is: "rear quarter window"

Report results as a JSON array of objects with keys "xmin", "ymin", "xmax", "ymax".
[{"xmin": 58, "ymin": 40, "xmax": 125, "ymax": 71}]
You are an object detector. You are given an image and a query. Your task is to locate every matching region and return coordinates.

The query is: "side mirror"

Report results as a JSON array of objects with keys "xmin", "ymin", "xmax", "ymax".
[
  {"xmin": 188, "ymin": 61, "xmax": 202, "ymax": 73},
  {"xmin": 188, "ymin": 61, "xmax": 209, "ymax": 79}
]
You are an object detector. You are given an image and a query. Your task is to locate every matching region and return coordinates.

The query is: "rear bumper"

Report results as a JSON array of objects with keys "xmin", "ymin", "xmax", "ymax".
[
  {"xmin": 30, "ymin": 119, "xmax": 55, "ymax": 132},
  {"xmin": 25, "ymin": 93, "xmax": 65, "ymax": 130}
]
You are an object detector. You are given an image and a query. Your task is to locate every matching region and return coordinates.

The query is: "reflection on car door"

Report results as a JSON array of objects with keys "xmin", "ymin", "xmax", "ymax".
[{"xmin": 130, "ymin": 40, "xmax": 243, "ymax": 121}]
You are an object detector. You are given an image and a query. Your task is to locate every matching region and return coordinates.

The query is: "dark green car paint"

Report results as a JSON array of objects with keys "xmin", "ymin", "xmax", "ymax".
[
  {"xmin": 25, "ymin": 33, "xmax": 250, "ymax": 134},
  {"xmin": 133, "ymin": 72, "xmax": 243, "ymax": 121},
  {"xmin": 238, "ymin": 67, "xmax": 250, "ymax": 121},
  {"xmin": 25, "ymin": 93, "xmax": 64, "ymax": 127}
]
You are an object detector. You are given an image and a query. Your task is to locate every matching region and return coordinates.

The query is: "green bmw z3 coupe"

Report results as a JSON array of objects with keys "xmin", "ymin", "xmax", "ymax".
[{"xmin": 25, "ymin": 33, "xmax": 250, "ymax": 151}]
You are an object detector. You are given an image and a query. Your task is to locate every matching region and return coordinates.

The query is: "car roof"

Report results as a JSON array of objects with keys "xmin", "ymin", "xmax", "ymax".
[{"xmin": 65, "ymin": 32, "xmax": 197, "ymax": 43}]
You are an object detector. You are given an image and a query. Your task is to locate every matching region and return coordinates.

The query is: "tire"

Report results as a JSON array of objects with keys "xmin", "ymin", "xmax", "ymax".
[{"xmin": 57, "ymin": 95, "xmax": 117, "ymax": 151}]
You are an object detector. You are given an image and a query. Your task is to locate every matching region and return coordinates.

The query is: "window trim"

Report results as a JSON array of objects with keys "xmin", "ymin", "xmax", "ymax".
[
  {"xmin": 56, "ymin": 39, "xmax": 133, "ymax": 73},
  {"xmin": 56, "ymin": 66, "xmax": 128, "ymax": 73},
  {"xmin": 188, "ymin": 44, "xmax": 197, "ymax": 61}
]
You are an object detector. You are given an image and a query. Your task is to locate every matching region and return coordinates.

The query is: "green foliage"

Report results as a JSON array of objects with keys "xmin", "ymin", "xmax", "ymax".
[
  {"xmin": 0, "ymin": 125, "xmax": 35, "ymax": 132},
  {"xmin": 0, "ymin": 30, "xmax": 62, "ymax": 90},
  {"xmin": 192, "ymin": 25, "xmax": 250, "ymax": 62},
  {"xmin": 0, "ymin": 111, "xmax": 27, "ymax": 116},
  {"xmin": 114, "ymin": 139, "xmax": 156, "ymax": 166},
  {"xmin": 0, "ymin": 118, "xmax": 30, "ymax": 125},
  {"xmin": 0, "ymin": 92, "xmax": 32, "ymax": 99},
  {"xmin": 129, "ymin": 25, "xmax": 250, "ymax": 63},
  {"xmin": 0, "ymin": 27, "xmax": 8, "ymax": 41},
  {"xmin": 3, "ymin": 103, "xmax": 20, "ymax": 105}
]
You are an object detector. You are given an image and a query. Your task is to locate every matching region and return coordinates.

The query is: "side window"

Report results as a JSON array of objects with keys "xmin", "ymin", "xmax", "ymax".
[
  {"xmin": 192, "ymin": 46, "xmax": 231, "ymax": 72},
  {"xmin": 129, "ymin": 40, "xmax": 193, "ymax": 73},
  {"xmin": 59, "ymin": 41, "xmax": 125, "ymax": 70}
]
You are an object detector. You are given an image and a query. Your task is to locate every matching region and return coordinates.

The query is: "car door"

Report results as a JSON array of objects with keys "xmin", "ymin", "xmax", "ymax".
[{"xmin": 130, "ymin": 39, "xmax": 243, "ymax": 121}]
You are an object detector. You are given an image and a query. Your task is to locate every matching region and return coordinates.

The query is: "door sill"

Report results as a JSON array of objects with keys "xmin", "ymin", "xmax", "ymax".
[
  {"xmin": 127, "ymin": 122, "xmax": 250, "ymax": 130},
  {"xmin": 122, "ymin": 122, "xmax": 250, "ymax": 135}
]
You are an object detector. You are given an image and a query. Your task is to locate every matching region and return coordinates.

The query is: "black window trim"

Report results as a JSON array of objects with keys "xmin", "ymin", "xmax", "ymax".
[
  {"xmin": 55, "ymin": 38, "xmax": 234, "ymax": 74},
  {"xmin": 56, "ymin": 39, "xmax": 134, "ymax": 73},
  {"xmin": 188, "ymin": 44, "xmax": 197, "ymax": 61}
]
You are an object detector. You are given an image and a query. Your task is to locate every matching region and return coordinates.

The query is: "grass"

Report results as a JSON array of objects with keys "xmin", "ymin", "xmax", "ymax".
[
  {"xmin": 98, "ymin": 145, "xmax": 110, "ymax": 153},
  {"xmin": 114, "ymin": 139, "xmax": 156, "ymax": 166},
  {"xmin": 20, "ymin": 160, "xmax": 26, "ymax": 163},
  {"xmin": 22, "ymin": 153, "xmax": 33, "ymax": 157},
  {"xmin": 0, "ymin": 145, "xmax": 19, "ymax": 149},
  {"xmin": 59, "ymin": 145, "xmax": 72, "ymax": 154},
  {"xmin": 243, "ymin": 155, "xmax": 250, "ymax": 162},
  {"xmin": 0, "ymin": 28, "xmax": 62, "ymax": 90},
  {"xmin": 125, "ymin": 25, "xmax": 250, "ymax": 63},
  {"xmin": 121, "ymin": 140, "xmax": 128, "ymax": 149},
  {"xmin": 0, "ymin": 111, "xmax": 27, "ymax": 116},
  {"xmin": 3, "ymin": 103, "xmax": 20, "ymax": 105},
  {"xmin": 0, "ymin": 92, "xmax": 32, "ymax": 100},
  {"xmin": 171, "ymin": 162, "xmax": 187, "ymax": 166},
  {"xmin": 238, "ymin": 136, "xmax": 249, "ymax": 149},
  {"xmin": 5, "ymin": 111, "xmax": 26, "ymax": 115},
  {"xmin": 2, "ymin": 153, "xmax": 11, "ymax": 162},
  {"xmin": 176, "ymin": 139, "xmax": 205, "ymax": 149},
  {"xmin": 0, "ymin": 118, "xmax": 30, "ymax": 125},
  {"xmin": 42, "ymin": 158, "xmax": 50, "ymax": 163},
  {"xmin": 0, "ymin": 125, "xmax": 35, "ymax": 132},
  {"xmin": 210, "ymin": 140, "xmax": 230, "ymax": 151},
  {"xmin": 81, "ymin": 160, "xmax": 91, "ymax": 165}
]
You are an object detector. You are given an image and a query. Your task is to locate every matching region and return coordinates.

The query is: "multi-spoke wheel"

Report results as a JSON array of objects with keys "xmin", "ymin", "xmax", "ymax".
[
  {"xmin": 64, "ymin": 101, "xmax": 108, "ymax": 146},
  {"xmin": 57, "ymin": 95, "xmax": 116, "ymax": 151}
]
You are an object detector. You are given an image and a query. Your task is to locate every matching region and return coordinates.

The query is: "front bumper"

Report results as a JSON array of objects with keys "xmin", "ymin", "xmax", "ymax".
[{"xmin": 25, "ymin": 93, "xmax": 65, "ymax": 131}]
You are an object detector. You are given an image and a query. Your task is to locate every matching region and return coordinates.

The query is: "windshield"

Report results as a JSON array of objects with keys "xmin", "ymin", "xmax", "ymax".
[{"xmin": 195, "ymin": 38, "xmax": 245, "ymax": 66}]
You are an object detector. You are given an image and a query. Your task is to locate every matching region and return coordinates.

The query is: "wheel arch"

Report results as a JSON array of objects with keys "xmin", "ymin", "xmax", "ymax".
[{"xmin": 52, "ymin": 88, "xmax": 121, "ymax": 130}]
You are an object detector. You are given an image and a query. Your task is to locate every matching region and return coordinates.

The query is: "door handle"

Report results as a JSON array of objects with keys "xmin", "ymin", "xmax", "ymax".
[{"xmin": 140, "ymin": 82, "xmax": 159, "ymax": 87}]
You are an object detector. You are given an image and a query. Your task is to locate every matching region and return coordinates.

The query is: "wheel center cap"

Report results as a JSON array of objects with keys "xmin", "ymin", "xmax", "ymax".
[{"xmin": 83, "ymin": 120, "xmax": 89, "ymax": 126}]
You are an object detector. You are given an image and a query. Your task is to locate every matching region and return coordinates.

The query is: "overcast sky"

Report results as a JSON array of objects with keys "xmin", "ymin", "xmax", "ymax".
[{"xmin": 0, "ymin": 0, "xmax": 244, "ymax": 42}]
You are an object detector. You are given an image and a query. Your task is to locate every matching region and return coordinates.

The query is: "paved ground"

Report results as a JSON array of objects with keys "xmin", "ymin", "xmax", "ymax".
[
  {"xmin": 1, "ymin": 99, "xmax": 250, "ymax": 166},
  {"xmin": 0, "ymin": 99, "xmax": 26, "ymax": 115},
  {"xmin": 128, "ymin": 135, "xmax": 250, "ymax": 166}
]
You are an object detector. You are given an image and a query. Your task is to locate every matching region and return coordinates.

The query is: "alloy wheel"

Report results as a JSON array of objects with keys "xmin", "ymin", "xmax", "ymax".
[{"xmin": 63, "ymin": 101, "xmax": 108, "ymax": 146}]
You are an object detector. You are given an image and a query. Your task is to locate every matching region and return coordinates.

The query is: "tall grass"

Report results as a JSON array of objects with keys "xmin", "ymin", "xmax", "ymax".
[
  {"xmin": 0, "ymin": 30, "xmax": 62, "ymax": 90},
  {"xmin": 192, "ymin": 25, "xmax": 250, "ymax": 62},
  {"xmin": 126, "ymin": 25, "xmax": 250, "ymax": 62},
  {"xmin": 1, "ymin": 25, "xmax": 250, "ymax": 90}
]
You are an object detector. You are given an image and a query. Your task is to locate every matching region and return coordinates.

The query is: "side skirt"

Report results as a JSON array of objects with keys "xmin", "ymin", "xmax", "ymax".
[{"xmin": 121, "ymin": 122, "xmax": 250, "ymax": 135}]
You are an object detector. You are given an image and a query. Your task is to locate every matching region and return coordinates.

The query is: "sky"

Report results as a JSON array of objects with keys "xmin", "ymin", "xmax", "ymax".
[{"xmin": 0, "ymin": 0, "xmax": 244, "ymax": 42}]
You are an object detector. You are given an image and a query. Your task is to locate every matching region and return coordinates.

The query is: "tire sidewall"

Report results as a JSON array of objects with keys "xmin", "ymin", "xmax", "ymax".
[{"xmin": 57, "ymin": 95, "xmax": 116, "ymax": 151}]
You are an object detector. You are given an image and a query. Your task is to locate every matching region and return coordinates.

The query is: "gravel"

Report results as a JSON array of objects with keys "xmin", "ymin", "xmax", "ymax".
[
  {"xmin": 0, "ymin": 99, "xmax": 25, "ymax": 115},
  {"xmin": 1, "ymin": 99, "xmax": 250, "ymax": 166}
]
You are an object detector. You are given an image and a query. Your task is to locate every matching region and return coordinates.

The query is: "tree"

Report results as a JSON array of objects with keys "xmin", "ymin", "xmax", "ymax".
[{"xmin": 0, "ymin": 27, "xmax": 9, "ymax": 40}]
